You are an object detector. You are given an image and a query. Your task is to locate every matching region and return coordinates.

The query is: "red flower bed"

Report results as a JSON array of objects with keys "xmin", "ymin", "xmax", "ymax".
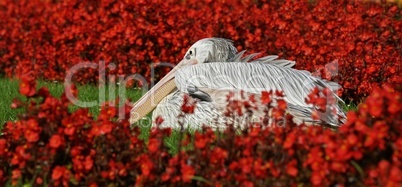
[
  {"xmin": 0, "ymin": 78, "xmax": 401, "ymax": 186},
  {"xmin": 1, "ymin": 0, "xmax": 401, "ymax": 185},
  {"xmin": 0, "ymin": 0, "xmax": 401, "ymax": 100}
]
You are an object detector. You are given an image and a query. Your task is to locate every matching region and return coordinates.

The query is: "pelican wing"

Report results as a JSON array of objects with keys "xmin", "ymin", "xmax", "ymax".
[
  {"xmin": 174, "ymin": 62, "xmax": 345, "ymax": 126},
  {"xmin": 232, "ymin": 53, "xmax": 341, "ymax": 92},
  {"xmin": 175, "ymin": 62, "xmax": 337, "ymax": 106},
  {"xmin": 230, "ymin": 51, "xmax": 296, "ymax": 68}
]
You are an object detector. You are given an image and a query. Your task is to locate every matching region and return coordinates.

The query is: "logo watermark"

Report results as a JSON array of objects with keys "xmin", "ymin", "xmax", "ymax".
[{"xmin": 63, "ymin": 59, "xmax": 342, "ymax": 128}]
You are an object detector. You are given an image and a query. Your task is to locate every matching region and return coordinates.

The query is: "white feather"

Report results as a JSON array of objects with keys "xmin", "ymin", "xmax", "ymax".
[{"xmin": 151, "ymin": 38, "xmax": 346, "ymax": 128}]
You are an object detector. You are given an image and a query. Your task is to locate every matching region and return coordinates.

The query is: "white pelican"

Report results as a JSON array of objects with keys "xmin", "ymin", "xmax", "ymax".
[{"xmin": 130, "ymin": 38, "xmax": 346, "ymax": 129}]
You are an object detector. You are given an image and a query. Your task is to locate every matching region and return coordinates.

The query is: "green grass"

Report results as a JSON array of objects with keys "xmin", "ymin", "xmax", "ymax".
[
  {"xmin": 341, "ymin": 101, "xmax": 358, "ymax": 112},
  {"xmin": 0, "ymin": 77, "xmax": 143, "ymax": 126},
  {"xmin": 0, "ymin": 78, "xmax": 26, "ymax": 124}
]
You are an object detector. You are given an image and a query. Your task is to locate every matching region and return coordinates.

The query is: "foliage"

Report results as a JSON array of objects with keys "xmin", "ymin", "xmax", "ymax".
[{"xmin": 0, "ymin": 76, "xmax": 401, "ymax": 186}]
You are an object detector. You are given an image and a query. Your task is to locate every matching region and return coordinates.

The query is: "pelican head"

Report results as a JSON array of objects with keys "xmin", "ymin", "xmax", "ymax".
[
  {"xmin": 184, "ymin": 38, "xmax": 238, "ymax": 63},
  {"xmin": 129, "ymin": 38, "xmax": 237, "ymax": 124}
]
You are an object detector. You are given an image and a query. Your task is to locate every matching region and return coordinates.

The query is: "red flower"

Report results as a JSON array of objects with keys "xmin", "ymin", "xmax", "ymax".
[
  {"xmin": 181, "ymin": 95, "xmax": 196, "ymax": 114},
  {"xmin": 24, "ymin": 130, "xmax": 39, "ymax": 143},
  {"xmin": 10, "ymin": 98, "xmax": 23, "ymax": 109},
  {"xmin": 310, "ymin": 172, "xmax": 323, "ymax": 186},
  {"xmin": 253, "ymin": 158, "xmax": 268, "ymax": 178},
  {"xmin": 36, "ymin": 177, "xmax": 43, "ymax": 185},
  {"xmin": 49, "ymin": 134, "xmax": 62, "ymax": 149},
  {"xmin": 99, "ymin": 123, "xmax": 113, "ymax": 135},
  {"xmin": 181, "ymin": 163, "xmax": 195, "ymax": 183},
  {"xmin": 0, "ymin": 139, "xmax": 6, "ymax": 156},
  {"xmin": 19, "ymin": 73, "xmax": 36, "ymax": 97},
  {"xmin": 195, "ymin": 136, "xmax": 208, "ymax": 149},
  {"xmin": 23, "ymin": 118, "xmax": 41, "ymax": 143},
  {"xmin": 261, "ymin": 91, "xmax": 272, "ymax": 104},
  {"xmin": 330, "ymin": 161, "xmax": 346, "ymax": 173},
  {"xmin": 11, "ymin": 169, "xmax": 21, "ymax": 180},
  {"xmin": 11, "ymin": 146, "xmax": 31, "ymax": 168},
  {"xmin": 239, "ymin": 158, "xmax": 253, "ymax": 174},
  {"xmin": 52, "ymin": 166, "xmax": 65, "ymax": 180},
  {"xmin": 389, "ymin": 166, "xmax": 401, "ymax": 184},
  {"xmin": 11, "ymin": 169, "xmax": 21, "ymax": 185},
  {"xmin": 64, "ymin": 126, "xmax": 75, "ymax": 136},
  {"xmin": 0, "ymin": 170, "xmax": 5, "ymax": 181},
  {"xmin": 277, "ymin": 99, "xmax": 287, "ymax": 110},
  {"xmin": 283, "ymin": 131, "xmax": 296, "ymax": 149},
  {"xmin": 364, "ymin": 121, "xmax": 389, "ymax": 149},
  {"xmin": 147, "ymin": 138, "xmax": 160, "ymax": 153},
  {"xmin": 51, "ymin": 165, "xmax": 71, "ymax": 186},
  {"xmin": 88, "ymin": 124, "xmax": 100, "ymax": 138},
  {"xmin": 98, "ymin": 106, "xmax": 117, "ymax": 121},
  {"xmin": 155, "ymin": 116, "xmax": 164, "ymax": 125},
  {"xmin": 241, "ymin": 181, "xmax": 254, "ymax": 187},
  {"xmin": 388, "ymin": 102, "xmax": 400, "ymax": 114},
  {"xmin": 315, "ymin": 98, "xmax": 327, "ymax": 111},
  {"xmin": 70, "ymin": 146, "xmax": 83, "ymax": 157},
  {"xmin": 194, "ymin": 130, "xmax": 215, "ymax": 149},
  {"xmin": 26, "ymin": 118, "xmax": 40, "ymax": 131},
  {"xmin": 210, "ymin": 147, "xmax": 228, "ymax": 165},
  {"xmin": 346, "ymin": 134, "xmax": 358, "ymax": 146},
  {"xmin": 286, "ymin": 159, "xmax": 298, "ymax": 177},
  {"xmin": 84, "ymin": 156, "xmax": 94, "ymax": 171},
  {"xmin": 139, "ymin": 156, "xmax": 154, "ymax": 177},
  {"xmin": 37, "ymin": 87, "xmax": 50, "ymax": 98}
]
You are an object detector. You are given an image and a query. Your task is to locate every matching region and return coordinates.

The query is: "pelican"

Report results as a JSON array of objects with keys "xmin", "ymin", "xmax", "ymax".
[{"xmin": 130, "ymin": 38, "xmax": 346, "ymax": 129}]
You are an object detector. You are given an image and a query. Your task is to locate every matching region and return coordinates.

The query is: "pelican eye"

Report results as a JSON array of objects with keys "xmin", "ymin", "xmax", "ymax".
[{"xmin": 190, "ymin": 49, "xmax": 196, "ymax": 56}]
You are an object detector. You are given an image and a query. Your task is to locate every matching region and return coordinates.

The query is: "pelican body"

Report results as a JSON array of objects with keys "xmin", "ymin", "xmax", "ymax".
[{"xmin": 130, "ymin": 38, "xmax": 346, "ymax": 129}]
